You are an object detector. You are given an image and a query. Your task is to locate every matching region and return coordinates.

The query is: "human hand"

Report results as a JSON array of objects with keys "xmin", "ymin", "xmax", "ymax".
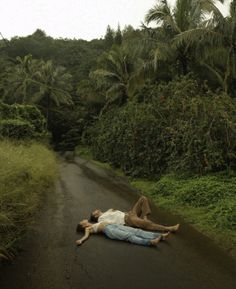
[{"xmin": 76, "ymin": 240, "xmax": 82, "ymax": 246}]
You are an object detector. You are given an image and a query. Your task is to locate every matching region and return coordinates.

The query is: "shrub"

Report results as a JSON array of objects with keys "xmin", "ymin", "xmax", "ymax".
[
  {"xmin": 91, "ymin": 104, "xmax": 169, "ymax": 176},
  {"xmin": 150, "ymin": 174, "xmax": 236, "ymax": 208},
  {"xmin": 0, "ymin": 103, "xmax": 47, "ymax": 140},
  {"xmin": 208, "ymin": 198, "xmax": 236, "ymax": 230},
  {"xmin": 149, "ymin": 175, "xmax": 184, "ymax": 197},
  {"xmin": 176, "ymin": 176, "xmax": 236, "ymax": 207},
  {"xmin": 89, "ymin": 77, "xmax": 236, "ymax": 176},
  {"xmin": 16, "ymin": 105, "xmax": 46, "ymax": 133},
  {"xmin": 0, "ymin": 119, "xmax": 35, "ymax": 139}
]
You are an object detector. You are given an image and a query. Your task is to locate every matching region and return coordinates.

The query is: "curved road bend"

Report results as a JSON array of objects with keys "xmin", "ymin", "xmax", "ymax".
[{"xmin": 0, "ymin": 157, "xmax": 235, "ymax": 289}]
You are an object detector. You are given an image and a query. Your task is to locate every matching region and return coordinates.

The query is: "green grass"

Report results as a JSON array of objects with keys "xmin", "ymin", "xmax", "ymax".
[
  {"xmin": 131, "ymin": 174, "xmax": 236, "ymax": 259},
  {"xmin": 0, "ymin": 140, "xmax": 58, "ymax": 260},
  {"xmin": 75, "ymin": 146, "xmax": 93, "ymax": 159}
]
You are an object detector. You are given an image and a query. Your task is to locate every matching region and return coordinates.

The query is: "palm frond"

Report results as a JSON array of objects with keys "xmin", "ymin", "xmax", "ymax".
[
  {"xmin": 174, "ymin": 28, "xmax": 224, "ymax": 48},
  {"xmin": 201, "ymin": 61, "xmax": 224, "ymax": 87},
  {"xmin": 90, "ymin": 69, "xmax": 121, "ymax": 82}
]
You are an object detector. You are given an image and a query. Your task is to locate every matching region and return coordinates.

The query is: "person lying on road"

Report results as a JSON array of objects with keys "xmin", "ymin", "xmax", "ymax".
[
  {"xmin": 90, "ymin": 196, "xmax": 180, "ymax": 232},
  {"xmin": 76, "ymin": 220, "xmax": 170, "ymax": 247}
]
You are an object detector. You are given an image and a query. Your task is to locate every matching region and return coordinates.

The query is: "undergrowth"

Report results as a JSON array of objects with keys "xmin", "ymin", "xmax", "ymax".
[
  {"xmin": 0, "ymin": 140, "xmax": 58, "ymax": 260},
  {"xmin": 131, "ymin": 173, "xmax": 236, "ymax": 258}
]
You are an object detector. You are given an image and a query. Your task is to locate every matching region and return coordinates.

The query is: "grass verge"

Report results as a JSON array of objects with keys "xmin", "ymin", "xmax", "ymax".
[
  {"xmin": 131, "ymin": 174, "xmax": 236, "ymax": 259},
  {"xmin": 0, "ymin": 140, "xmax": 58, "ymax": 261}
]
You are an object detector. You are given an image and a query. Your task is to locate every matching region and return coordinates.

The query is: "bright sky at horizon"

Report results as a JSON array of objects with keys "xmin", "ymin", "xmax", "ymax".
[{"xmin": 0, "ymin": 0, "xmax": 230, "ymax": 41}]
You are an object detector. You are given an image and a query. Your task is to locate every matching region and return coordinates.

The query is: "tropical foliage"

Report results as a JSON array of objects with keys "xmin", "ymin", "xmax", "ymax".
[
  {"xmin": 0, "ymin": 103, "xmax": 47, "ymax": 140},
  {"xmin": 89, "ymin": 76, "xmax": 236, "ymax": 176},
  {"xmin": 0, "ymin": 0, "xmax": 235, "ymax": 156}
]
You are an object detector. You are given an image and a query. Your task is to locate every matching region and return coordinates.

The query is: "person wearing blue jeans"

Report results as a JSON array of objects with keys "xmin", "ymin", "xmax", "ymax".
[{"xmin": 76, "ymin": 220, "xmax": 170, "ymax": 247}]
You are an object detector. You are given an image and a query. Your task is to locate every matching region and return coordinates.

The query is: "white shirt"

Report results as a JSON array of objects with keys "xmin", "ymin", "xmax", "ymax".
[
  {"xmin": 91, "ymin": 223, "xmax": 100, "ymax": 233},
  {"xmin": 98, "ymin": 209, "xmax": 125, "ymax": 225}
]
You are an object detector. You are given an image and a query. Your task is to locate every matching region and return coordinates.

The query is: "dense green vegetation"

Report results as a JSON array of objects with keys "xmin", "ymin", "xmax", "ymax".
[
  {"xmin": 0, "ymin": 103, "xmax": 47, "ymax": 140},
  {"xmin": 131, "ymin": 173, "xmax": 236, "ymax": 257},
  {"xmin": 0, "ymin": 141, "xmax": 57, "ymax": 260},
  {"xmin": 0, "ymin": 0, "xmax": 236, "ymax": 257},
  {"xmin": 89, "ymin": 77, "xmax": 236, "ymax": 176}
]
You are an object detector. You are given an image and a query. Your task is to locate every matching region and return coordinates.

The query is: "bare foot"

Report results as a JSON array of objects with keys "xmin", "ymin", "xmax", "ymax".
[
  {"xmin": 150, "ymin": 236, "xmax": 161, "ymax": 246},
  {"xmin": 169, "ymin": 224, "xmax": 180, "ymax": 232},
  {"xmin": 161, "ymin": 232, "xmax": 170, "ymax": 240}
]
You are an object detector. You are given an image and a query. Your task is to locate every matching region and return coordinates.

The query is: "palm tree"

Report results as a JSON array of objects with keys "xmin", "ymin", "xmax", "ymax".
[
  {"xmin": 2, "ymin": 55, "xmax": 38, "ymax": 103},
  {"xmin": 90, "ymin": 46, "xmax": 144, "ymax": 113},
  {"xmin": 1, "ymin": 55, "xmax": 73, "ymax": 122},
  {"xmin": 144, "ymin": 0, "xmax": 224, "ymax": 75},
  {"xmin": 175, "ymin": 0, "xmax": 236, "ymax": 95},
  {"xmin": 32, "ymin": 60, "xmax": 73, "ymax": 122}
]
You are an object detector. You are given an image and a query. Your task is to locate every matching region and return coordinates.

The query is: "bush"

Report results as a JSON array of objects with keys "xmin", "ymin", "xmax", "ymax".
[
  {"xmin": 0, "ymin": 103, "xmax": 47, "ymax": 140},
  {"xmin": 176, "ymin": 176, "xmax": 236, "ymax": 207},
  {"xmin": 90, "ymin": 104, "xmax": 169, "ymax": 176},
  {"xmin": 0, "ymin": 119, "xmax": 35, "ymax": 139},
  {"xmin": 150, "ymin": 174, "xmax": 236, "ymax": 207},
  {"xmin": 16, "ymin": 105, "xmax": 46, "ymax": 133},
  {"xmin": 87, "ymin": 95, "xmax": 236, "ymax": 177},
  {"xmin": 208, "ymin": 198, "xmax": 236, "ymax": 230},
  {"xmin": 89, "ymin": 77, "xmax": 236, "ymax": 176},
  {"xmin": 166, "ymin": 94, "xmax": 236, "ymax": 172},
  {"xmin": 149, "ymin": 175, "xmax": 184, "ymax": 197}
]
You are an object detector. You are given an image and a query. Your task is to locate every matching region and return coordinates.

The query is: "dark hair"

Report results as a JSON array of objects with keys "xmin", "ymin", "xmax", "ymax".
[
  {"xmin": 76, "ymin": 223, "xmax": 84, "ymax": 232},
  {"xmin": 90, "ymin": 213, "xmax": 98, "ymax": 223}
]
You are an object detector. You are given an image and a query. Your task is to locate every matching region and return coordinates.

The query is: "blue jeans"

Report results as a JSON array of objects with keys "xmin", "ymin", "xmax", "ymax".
[{"xmin": 104, "ymin": 224, "xmax": 161, "ymax": 246}]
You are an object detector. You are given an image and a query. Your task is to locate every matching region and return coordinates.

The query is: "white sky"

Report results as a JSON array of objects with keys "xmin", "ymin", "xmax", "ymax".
[{"xmin": 0, "ymin": 0, "xmax": 230, "ymax": 41}]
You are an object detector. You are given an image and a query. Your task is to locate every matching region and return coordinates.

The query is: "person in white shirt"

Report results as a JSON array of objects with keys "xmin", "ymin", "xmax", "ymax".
[{"xmin": 90, "ymin": 196, "xmax": 179, "ymax": 232}]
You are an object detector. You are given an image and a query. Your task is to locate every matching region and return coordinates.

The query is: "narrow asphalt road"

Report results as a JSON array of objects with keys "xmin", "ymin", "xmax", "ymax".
[{"xmin": 0, "ymin": 157, "xmax": 235, "ymax": 289}]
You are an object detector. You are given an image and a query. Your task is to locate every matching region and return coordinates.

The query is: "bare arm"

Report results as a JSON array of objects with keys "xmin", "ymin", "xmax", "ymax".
[{"xmin": 76, "ymin": 227, "xmax": 91, "ymax": 246}]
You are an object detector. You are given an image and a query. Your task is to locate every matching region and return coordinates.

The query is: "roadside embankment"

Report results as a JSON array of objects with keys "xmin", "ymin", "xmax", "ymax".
[
  {"xmin": 131, "ymin": 174, "xmax": 236, "ymax": 259},
  {"xmin": 0, "ymin": 141, "xmax": 58, "ymax": 260}
]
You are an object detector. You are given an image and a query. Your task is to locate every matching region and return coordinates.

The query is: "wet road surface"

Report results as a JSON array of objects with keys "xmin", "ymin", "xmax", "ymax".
[{"xmin": 0, "ymin": 157, "xmax": 235, "ymax": 289}]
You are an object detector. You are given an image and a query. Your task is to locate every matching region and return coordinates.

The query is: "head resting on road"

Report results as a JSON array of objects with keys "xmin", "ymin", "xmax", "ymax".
[
  {"xmin": 76, "ymin": 219, "xmax": 91, "ymax": 232},
  {"xmin": 90, "ymin": 209, "xmax": 102, "ymax": 222}
]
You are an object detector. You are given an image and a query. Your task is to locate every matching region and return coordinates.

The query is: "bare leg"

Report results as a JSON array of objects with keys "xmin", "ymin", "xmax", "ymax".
[
  {"xmin": 146, "ymin": 222, "xmax": 180, "ymax": 232},
  {"xmin": 125, "ymin": 215, "xmax": 180, "ymax": 232},
  {"xmin": 130, "ymin": 196, "xmax": 151, "ymax": 219}
]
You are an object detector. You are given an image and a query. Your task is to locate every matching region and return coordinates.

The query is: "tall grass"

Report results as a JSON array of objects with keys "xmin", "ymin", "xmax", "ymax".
[{"xmin": 0, "ymin": 141, "xmax": 58, "ymax": 260}]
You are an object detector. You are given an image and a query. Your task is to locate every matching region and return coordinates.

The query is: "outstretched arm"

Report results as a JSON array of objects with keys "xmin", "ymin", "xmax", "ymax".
[{"xmin": 76, "ymin": 228, "xmax": 91, "ymax": 246}]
